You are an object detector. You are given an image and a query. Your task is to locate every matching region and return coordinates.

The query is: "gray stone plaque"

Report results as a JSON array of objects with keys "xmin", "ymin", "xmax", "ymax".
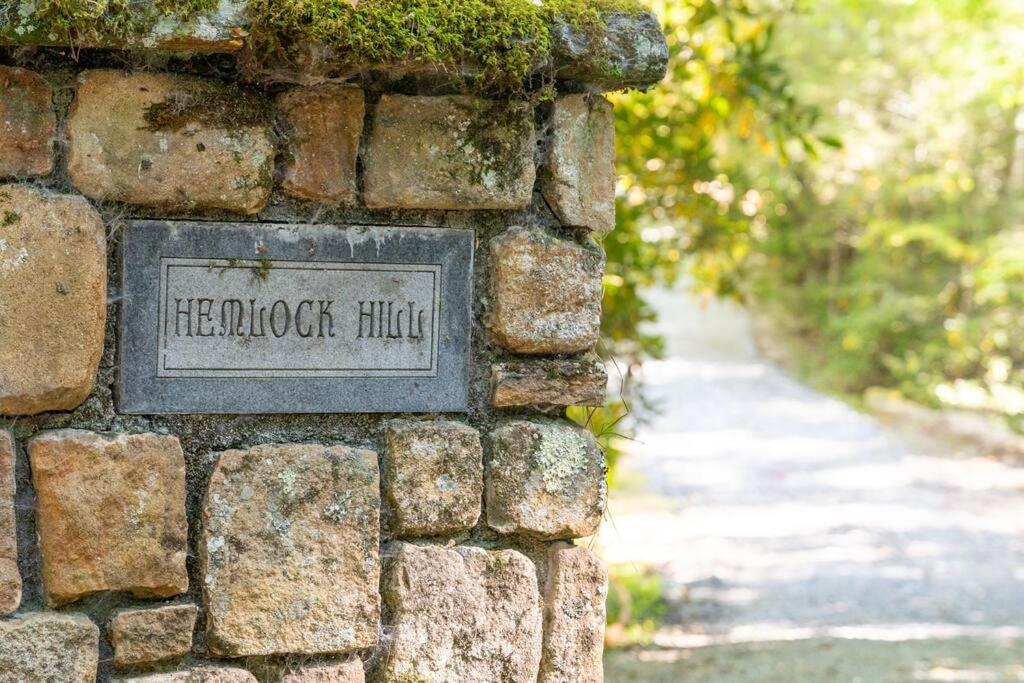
[{"xmin": 119, "ymin": 221, "xmax": 473, "ymax": 414}]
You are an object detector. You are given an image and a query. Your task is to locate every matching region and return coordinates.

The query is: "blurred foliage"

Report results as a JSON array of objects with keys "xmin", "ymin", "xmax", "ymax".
[
  {"xmin": 601, "ymin": 0, "xmax": 1024, "ymax": 430},
  {"xmin": 749, "ymin": 0, "xmax": 1024, "ymax": 417},
  {"xmin": 605, "ymin": 564, "xmax": 668, "ymax": 647},
  {"xmin": 580, "ymin": 0, "xmax": 815, "ymax": 462}
]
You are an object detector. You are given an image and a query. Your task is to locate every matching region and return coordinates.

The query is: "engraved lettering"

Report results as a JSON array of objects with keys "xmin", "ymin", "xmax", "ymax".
[
  {"xmin": 386, "ymin": 301, "xmax": 402, "ymax": 339},
  {"xmin": 219, "ymin": 299, "xmax": 244, "ymax": 337},
  {"xmin": 132, "ymin": 225, "xmax": 470, "ymax": 412},
  {"xmin": 296, "ymin": 300, "xmax": 314, "ymax": 338},
  {"xmin": 174, "ymin": 298, "xmax": 193, "ymax": 337},
  {"xmin": 408, "ymin": 301, "xmax": 420, "ymax": 339},
  {"xmin": 358, "ymin": 301, "xmax": 374, "ymax": 338},
  {"xmin": 269, "ymin": 300, "xmax": 291, "ymax": 338},
  {"xmin": 318, "ymin": 300, "xmax": 335, "ymax": 338},
  {"xmin": 356, "ymin": 300, "xmax": 426, "ymax": 341},
  {"xmin": 196, "ymin": 298, "xmax": 215, "ymax": 337},
  {"xmin": 248, "ymin": 299, "xmax": 267, "ymax": 338}
]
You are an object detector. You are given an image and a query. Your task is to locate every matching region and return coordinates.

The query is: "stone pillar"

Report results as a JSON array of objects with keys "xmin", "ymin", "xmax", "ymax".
[{"xmin": 0, "ymin": 6, "xmax": 666, "ymax": 681}]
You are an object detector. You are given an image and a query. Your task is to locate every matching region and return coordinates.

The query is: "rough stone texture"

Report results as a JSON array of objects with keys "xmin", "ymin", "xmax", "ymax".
[
  {"xmin": 282, "ymin": 661, "xmax": 364, "ymax": 682},
  {"xmin": 542, "ymin": 95, "xmax": 616, "ymax": 234},
  {"xmin": 0, "ymin": 612, "xmax": 99, "ymax": 682},
  {"xmin": 492, "ymin": 354, "xmax": 608, "ymax": 408},
  {"xmin": 487, "ymin": 421, "xmax": 606, "ymax": 539},
  {"xmin": 539, "ymin": 545, "xmax": 608, "ymax": 683},
  {"xmin": 489, "ymin": 226, "xmax": 605, "ymax": 354},
  {"xmin": 383, "ymin": 420, "xmax": 483, "ymax": 537},
  {"xmin": 279, "ymin": 86, "xmax": 364, "ymax": 203},
  {"xmin": 0, "ymin": 184, "xmax": 106, "ymax": 415},
  {"xmin": 364, "ymin": 95, "xmax": 535, "ymax": 210},
  {"xmin": 0, "ymin": 3, "xmax": 249, "ymax": 52},
  {"xmin": 378, "ymin": 543, "xmax": 543, "ymax": 683},
  {"xmin": 202, "ymin": 443, "xmax": 380, "ymax": 656},
  {"xmin": 553, "ymin": 11, "xmax": 670, "ymax": 89},
  {"xmin": 0, "ymin": 431, "xmax": 18, "ymax": 615},
  {"xmin": 110, "ymin": 603, "xmax": 198, "ymax": 668},
  {"xmin": 28, "ymin": 430, "xmax": 189, "ymax": 607},
  {"xmin": 0, "ymin": 66, "xmax": 55, "ymax": 177},
  {"xmin": 118, "ymin": 668, "xmax": 257, "ymax": 683},
  {"xmin": 67, "ymin": 70, "xmax": 273, "ymax": 215}
]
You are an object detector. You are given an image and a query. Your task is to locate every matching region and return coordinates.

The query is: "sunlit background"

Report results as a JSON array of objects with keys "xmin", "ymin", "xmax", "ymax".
[{"xmin": 589, "ymin": 1, "xmax": 1024, "ymax": 680}]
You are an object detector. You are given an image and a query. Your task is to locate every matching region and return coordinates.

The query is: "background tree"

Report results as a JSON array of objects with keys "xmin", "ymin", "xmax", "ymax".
[{"xmin": 593, "ymin": 0, "xmax": 1024, "ymax": 449}]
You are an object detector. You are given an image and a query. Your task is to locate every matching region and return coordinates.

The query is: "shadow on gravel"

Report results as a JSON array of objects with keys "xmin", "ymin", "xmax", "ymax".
[{"xmin": 606, "ymin": 638, "xmax": 1024, "ymax": 683}]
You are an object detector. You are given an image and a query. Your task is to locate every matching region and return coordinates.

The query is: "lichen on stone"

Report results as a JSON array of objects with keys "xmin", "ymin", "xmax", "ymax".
[{"xmin": 533, "ymin": 424, "xmax": 589, "ymax": 494}]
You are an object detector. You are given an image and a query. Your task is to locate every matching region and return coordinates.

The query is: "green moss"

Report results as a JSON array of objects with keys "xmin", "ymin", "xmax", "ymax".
[
  {"xmin": 248, "ymin": 0, "xmax": 641, "ymax": 91},
  {"xmin": 10, "ymin": 0, "xmax": 220, "ymax": 42},
  {"xmin": 250, "ymin": 256, "xmax": 272, "ymax": 283},
  {"xmin": 143, "ymin": 81, "xmax": 273, "ymax": 131},
  {"xmin": 445, "ymin": 99, "xmax": 534, "ymax": 187},
  {"xmin": 1, "ymin": 211, "xmax": 18, "ymax": 226},
  {"xmin": 5, "ymin": 0, "xmax": 643, "ymax": 93}
]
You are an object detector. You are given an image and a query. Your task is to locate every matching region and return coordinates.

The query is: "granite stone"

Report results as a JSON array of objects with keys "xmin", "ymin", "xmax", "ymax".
[
  {"xmin": 491, "ymin": 355, "xmax": 608, "ymax": 408},
  {"xmin": 382, "ymin": 420, "xmax": 483, "ymax": 537},
  {"xmin": 202, "ymin": 443, "xmax": 380, "ymax": 656},
  {"xmin": 486, "ymin": 420, "xmax": 607, "ymax": 539},
  {"xmin": 0, "ymin": 66, "xmax": 55, "ymax": 177},
  {"xmin": 0, "ymin": 184, "xmax": 107, "ymax": 415},
  {"xmin": 363, "ymin": 95, "xmax": 535, "ymax": 210},
  {"xmin": 119, "ymin": 221, "xmax": 473, "ymax": 414},
  {"xmin": 28, "ymin": 430, "xmax": 188, "ymax": 606},
  {"xmin": 278, "ymin": 86, "xmax": 364, "ymax": 203},
  {"xmin": 539, "ymin": 544, "xmax": 608, "ymax": 683},
  {"xmin": 378, "ymin": 543, "xmax": 543, "ymax": 682},
  {"xmin": 0, "ymin": 612, "xmax": 99, "ymax": 682},
  {"xmin": 110, "ymin": 603, "xmax": 198, "ymax": 668},
  {"xmin": 0, "ymin": 430, "xmax": 18, "ymax": 615}
]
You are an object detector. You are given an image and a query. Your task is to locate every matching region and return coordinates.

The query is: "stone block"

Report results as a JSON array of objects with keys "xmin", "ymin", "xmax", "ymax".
[
  {"xmin": 110, "ymin": 603, "xmax": 197, "ymax": 668},
  {"xmin": 1, "ymin": 4, "xmax": 248, "ymax": 52},
  {"xmin": 28, "ymin": 430, "xmax": 188, "ymax": 606},
  {"xmin": 283, "ymin": 661, "xmax": 364, "ymax": 682},
  {"xmin": 279, "ymin": 86, "xmax": 364, "ymax": 203},
  {"xmin": 364, "ymin": 95, "xmax": 535, "ymax": 210},
  {"xmin": 488, "ymin": 226, "xmax": 604, "ymax": 354},
  {"xmin": 492, "ymin": 354, "xmax": 608, "ymax": 408},
  {"xmin": 0, "ymin": 430, "xmax": 18, "ymax": 615},
  {"xmin": 539, "ymin": 545, "xmax": 608, "ymax": 683},
  {"xmin": 0, "ymin": 612, "xmax": 99, "ymax": 682},
  {"xmin": 0, "ymin": 66, "xmax": 55, "ymax": 177},
  {"xmin": 0, "ymin": 184, "xmax": 106, "ymax": 415},
  {"xmin": 119, "ymin": 220, "xmax": 473, "ymax": 415},
  {"xmin": 552, "ymin": 11, "xmax": 670, "ymax": 89},
  {"xmin": 383, "ymin": 420, "xmax": 483, "ymax": 537},
  {"xmin": 487, "ymin": 421, "xmax": 606, "ymax": 539},
  {"xmin": 67, "ymin": 70, "xmax": 273, "ymax": 215},
  {"xmin": 118, "ymin": 668, "xmax": 257, "ymax": 683},
  {"xmin": 202, "ymin": 443, "xmax": 380, "ymax": 656},
  {"xmin": 378, "ymin": 542, "xmax": 542, "ymax": 682},
  {"xmin": 542, "ymin": 95, "xmax": 616, "ymax": 234}
]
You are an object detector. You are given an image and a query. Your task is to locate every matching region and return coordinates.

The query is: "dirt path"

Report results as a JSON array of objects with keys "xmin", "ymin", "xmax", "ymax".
[{"xmin": 601, "ymin": 287, "xmax": 1024, "ymax": 679}]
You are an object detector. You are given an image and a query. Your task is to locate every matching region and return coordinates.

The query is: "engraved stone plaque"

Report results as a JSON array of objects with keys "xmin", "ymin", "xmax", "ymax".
[{"xmin": 119, "ymin": 221, "xmax": 473, "ymax": 413}]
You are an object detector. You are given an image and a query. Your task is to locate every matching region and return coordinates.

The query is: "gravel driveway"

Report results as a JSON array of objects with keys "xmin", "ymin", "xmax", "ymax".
[{"xmin": 601, "ymin": 287, "xmax": 1024, "ymax": 658}]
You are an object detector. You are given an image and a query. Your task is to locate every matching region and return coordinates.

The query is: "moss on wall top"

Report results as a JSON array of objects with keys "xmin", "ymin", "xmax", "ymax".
[{"xmin": 1, "ymin": 0, "xmax": 667, "ymax": 92}]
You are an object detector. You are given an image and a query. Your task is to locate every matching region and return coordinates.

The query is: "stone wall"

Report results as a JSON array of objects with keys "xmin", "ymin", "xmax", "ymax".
[{"xmin": 0, "ymin": 17, "xmax": 664, "ymax": 680}]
